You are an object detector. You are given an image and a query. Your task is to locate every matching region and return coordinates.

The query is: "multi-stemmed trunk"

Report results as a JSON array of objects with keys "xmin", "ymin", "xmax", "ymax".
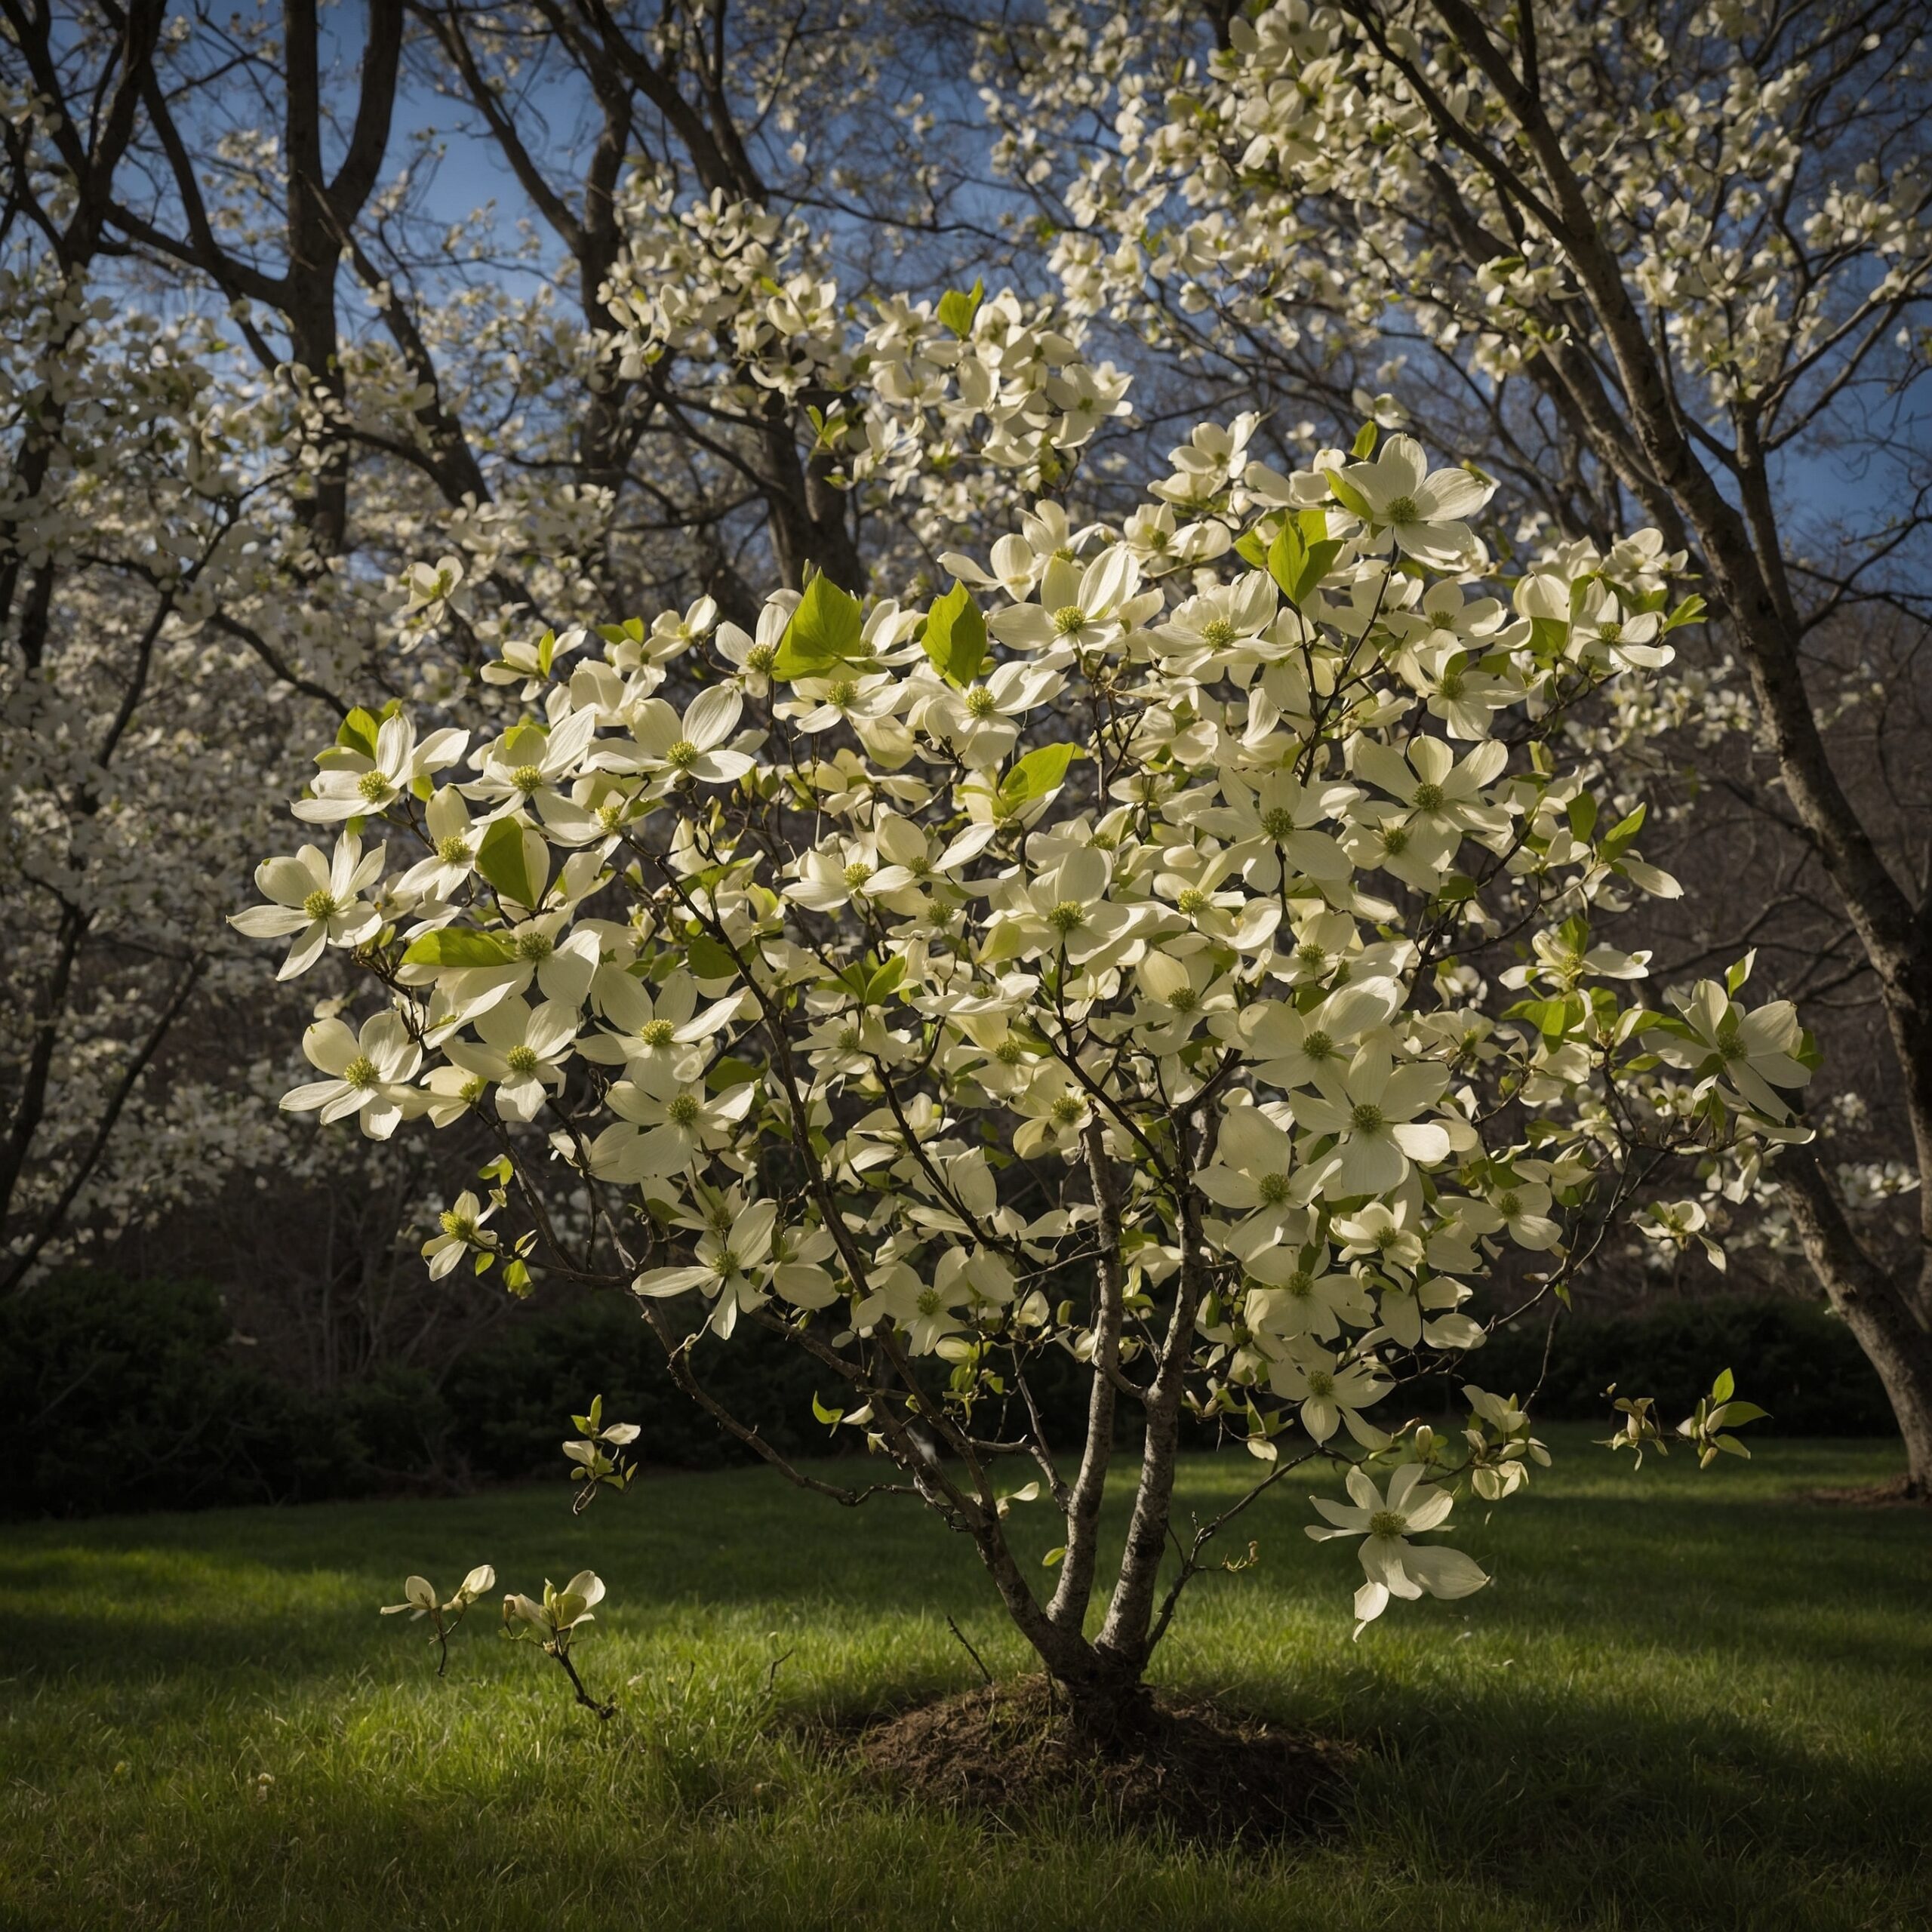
[{"xmin": 950, "ymin": 1124, "xmax": 1210, "ymax": 1738}]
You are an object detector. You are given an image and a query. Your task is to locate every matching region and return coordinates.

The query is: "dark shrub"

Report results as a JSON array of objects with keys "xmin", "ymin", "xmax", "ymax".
[{"xmin": 1412, "ymin": 1295, "xmax": 1896, "ymax": 1435}]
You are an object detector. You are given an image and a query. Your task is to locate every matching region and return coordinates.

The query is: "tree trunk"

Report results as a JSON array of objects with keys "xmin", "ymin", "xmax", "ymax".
[{"xmin": 1779, "ymin": 1145, "xmax": 1932, "ymax": 1495}]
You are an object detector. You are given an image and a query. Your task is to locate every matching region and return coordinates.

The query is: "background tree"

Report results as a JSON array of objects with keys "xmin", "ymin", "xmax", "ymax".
[{"xmin": 979, "ymin": 0, "xmax": 1932, "ymax": 1488}]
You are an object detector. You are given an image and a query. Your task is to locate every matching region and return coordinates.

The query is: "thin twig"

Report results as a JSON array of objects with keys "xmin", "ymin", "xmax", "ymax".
[{"xmin": 946, "ymin": 1614, "xmax": 995, "ymax": 1687}]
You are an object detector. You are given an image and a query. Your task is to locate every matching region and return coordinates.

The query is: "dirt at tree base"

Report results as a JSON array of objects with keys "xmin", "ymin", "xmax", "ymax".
[
  {"xmin": 855, "ymin": 1676, "xmax": 1352, "ymax": 1844},
  {"xmin": 1801, "ymin": 1475, "xmax": 1930, "ymax": 1507}
]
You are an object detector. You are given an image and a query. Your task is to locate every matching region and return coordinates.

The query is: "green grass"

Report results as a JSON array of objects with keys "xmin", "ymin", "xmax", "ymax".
[{"xmin": 0, "ymin": 1427, "xmax": 1925, "ymax": 1932}]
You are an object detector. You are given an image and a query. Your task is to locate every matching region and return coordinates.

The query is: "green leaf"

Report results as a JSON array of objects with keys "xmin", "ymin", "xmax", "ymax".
[
  {"xmin": 811, "ymin": 1391, "xmax": 844, "ymax": 1429},
  {"xmin": 1506, "ymin": 995, "xmax": 1576, "ymax": 1042},
  {"xmin": 1326, "ymin": 469, "xmax": 1374, "ymax": 520},
  {"xmin": 937, "ymin": 277, "xmax": 984, "ymax": 337},
  {"xmin": 707, "ymin": 1056, "xmax": 761, "ymax": 1091},
  {"xmin": 1663, "ymin": 592, "xmax": 1708, "ymax": 633},
  {"xmin": 772, "ymin": 574, "xmax": 867, "ymax": 679},
  {"xmin": 866, "ymin": 954, "xmax": 906, "ymax": 1004},
  {"xmin": 921, "ymin": 583, "xmax": 987, "ymax": 686},
  {"xmin": 686, "ymin": 934, "xmax": 740, "ymax": 982},
  {"xmin": 1351, "ymin": 421, "xmax": 1380, "ymax": 457},
  {"xmin": 1711, "ymin": 1367, "xmax": 1736, "ymax": 1404},
  {"xmin": 476, "ymin": 817, "xmax": 549, "ymax": 909},
  {"xmin": 1041, "ymin": 1546, "xmax": 1067, "ymax": 1569},
  {"xmin": 1566, "ymin": 793, "xmax": 1599, "ymax": 841},
  {"xmin": 1000, "ymin": 742, "xmax": 1081, "ymax": 805},
  {"xmin": 337, "ymin": 707, "xmax": 379, "ymax": 758},
  {"xmin": 1599, "ymin": 802, "xmax": 1647, "ymax": 859},
  {"xmin": 401, "ymin": 928, "xmax": 515, "ymax": 968},
  {"xmin": 1232, "ymin": 528, "xmax": 1269, "ymax": 569},
  {"xmin": 1715, "ymin": 1400, "xmax": 1768, "ymax": 1427},
  {"xmin": 1527, "ymin": 615, "xmax": 1571, "ymax": 664},
  {"xmin": 503, "ymin": 1259, "xmax": 532, "ymax": 1299},
  {"xmin": 1266, "ymin": 509, "xmax": 1340, "ymax": 606}
]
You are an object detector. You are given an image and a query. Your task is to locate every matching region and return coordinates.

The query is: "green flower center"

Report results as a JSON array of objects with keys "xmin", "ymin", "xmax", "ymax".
[
  {"xmin": 828, "ymin": 680, "xmax": 859, "ymax": 708},
  {"xmin": 640, "ymin": 1019, "xmax": 675, "ymax": 1048},
  {"xmin": 1598, "ymin": 620, "xmax": 1623, "ymax": 641},
  {"xmin": 746, "ymin": 644, "xmax": 777, "ymax": 673},
  {"xmin": 1168, "ymin": 986, "xmax": 1198, "ymax": 1013},
  {"xmin": 1285, "ymin": 1266, "xmax": 1312, "ymax": 1294},
  {"xmin": 1497, "ymin": 1191, "xmax": 1521, "ymax": 1217},
  {"xmin": 511, "ymin": 762, "xmax": 546, "ymax": 795},
  {"xmin": 916, "ymin": 1287, "xmax": 943, "ymax": 1318},
  {"xmin": 1051, "ymin": 1094, "xmax": 1084, "ymax": 1124},
  {"xmin": 1175, "ymin": 888, "xmax": 1208, "ymax": 917},
  {"xmin": 838, "ymin": 1023, "xmax": 862, "ymax": 1050},
  {"xmin": 437, "ymin": 834, "xmax": 470, "ymax": 863},
  {"xmin": 843, "ymin": 861, "xmax": 874, "ymax": 891},
  {"xmin": 667, "ymin": 1094, "xmax": 701, "ymax": 1128},
  {"xmin": 343, "ymin": 1054, "xmax": 380, "ymax": 1089},
  {"xmin": 1297, "ymin": 943, "xmax": 1327, "ymax": 970},
  {"xmin": 1259, "ymin": 1173, "xmax": 1291, "ymax": 1206},
  {"xmin": 302, "ymin": 888, "xmax": 338, "ymax": 921},
  {"xmin": 995, "ymin": 1038, "xmax": 1027, "ymax": 1065},
  {"xmin": 966, "ymin": 687, "xmax": 998, "ymax": 718},
  {"xmin": 1385, "ymin": 494, "xmax": 1420, "ymax": 525},
  {"xmin": 1201, "ymin": 618, "xmax": 1238, "ymax": 648},
  {"xmin": 1305, "ymin": 1368, "xmax": 1336, "ymax": 1398},
  {"xmin": 357, "ymin": 769, "xmax": 391, "ymax": 803},
  {"xmin": 1303, "ymin": 1029, "xmax": 1334, "ymax": 1060},
  {"xmin": 665, "ymin": 738, "xmax": 700, "ymax": 770},
  {"xmin": 1350, "ymin": 1102, "xmax": 1386, "ymax": 1134},
  {"xmin": 1052, "ymin": 604, "xmax": 1087, "ymax": 636},
  {"xmin": 1262, "ymin": 807, "xmax": 1297, "ymax": 840},
  {"xmin": 1368, "ymin": 1509, "xmax": 1407, "ymax": 1537},
  {"xmin": 1438, "ymin": 669, "xmax": 1465, "ymax": 698},
  {"xmin": 515, "ymin": 931, "xmax": 552, "ymax": 961},
  {"xmin": 1412, "ymin": 781, "xmax": 1446, "ymax": 812},
  {"xmin": 1048, "ymin": 900, "xmax": 1087, "ymax": 934},
  {"xmin": 1383, "ymin": 825, "xmax": 1411, "ymax": 854},
  {"xmin": 506, "ymin": 1045, "xmax": 540, "ymax": 1076},
  {"xmin": 438, "ymin": 1209, "xmax": 476, "ymax": 1240}
]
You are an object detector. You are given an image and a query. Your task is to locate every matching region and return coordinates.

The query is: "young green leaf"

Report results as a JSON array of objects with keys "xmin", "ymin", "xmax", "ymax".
[
  {"xmin": 401, "ymin": 928, "xmax": 515, "ymax": 968},
  {"xmin": 936, "ymin": 277, "xmax": 985, "ymax": 337},
  {"xmin": 337, "ymin": 707, "xmax": 380, "ymax": 758},
  {"xmin": 1000, "ymin": 742, "xmax": 1081, "ymax": 805},
  {"xmin": 773, "ymin": 574, "xmax": 867, "ymax": 679},
  {"xmin": 476, "ymin": 817, "xmax": 549, "ymax": 909},
  {"xmin": 921, "ymin": 582, "xmax": 987, "ymax": 686}
]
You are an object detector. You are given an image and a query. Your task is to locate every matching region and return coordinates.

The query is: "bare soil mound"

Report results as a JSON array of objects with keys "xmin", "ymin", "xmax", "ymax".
[{"xmin": 855, "ymin": 1676, "xmax": 1350, "ymax": 1844}]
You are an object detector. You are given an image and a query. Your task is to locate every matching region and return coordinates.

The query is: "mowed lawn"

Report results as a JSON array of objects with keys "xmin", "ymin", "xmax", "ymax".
[{"xmin": 1, "ymin": 1428, "xmax": 1926, "ymax": 1932}]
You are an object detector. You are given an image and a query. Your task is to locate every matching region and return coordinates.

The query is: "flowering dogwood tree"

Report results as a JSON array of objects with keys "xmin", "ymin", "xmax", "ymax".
[{"xmin": 238, "ymin": 391, "xmax": 1806, "ymax": 1724}]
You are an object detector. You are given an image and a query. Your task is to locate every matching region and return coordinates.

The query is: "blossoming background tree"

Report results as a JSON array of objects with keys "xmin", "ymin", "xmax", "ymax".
[{"xmin": 975, "ymin": 0, "xmax": 1932, "ymax": 1487}]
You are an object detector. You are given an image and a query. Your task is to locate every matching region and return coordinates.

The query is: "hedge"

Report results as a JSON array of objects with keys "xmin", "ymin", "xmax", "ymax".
[{"xmin": 0, "ymin": 1272, "xmax": 1897, "ymax": 1517}]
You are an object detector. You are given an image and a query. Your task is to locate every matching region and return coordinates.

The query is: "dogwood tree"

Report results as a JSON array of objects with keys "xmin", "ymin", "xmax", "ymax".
[{"xmin": 238, "ymin": 394, "xmax": 1805, "ymax": 1725}]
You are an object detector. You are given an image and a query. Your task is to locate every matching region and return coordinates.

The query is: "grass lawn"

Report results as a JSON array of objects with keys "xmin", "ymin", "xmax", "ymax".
[{"xmin": 0, "ymin": 1426, "xmax": 1925, "ymax": 1932}]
